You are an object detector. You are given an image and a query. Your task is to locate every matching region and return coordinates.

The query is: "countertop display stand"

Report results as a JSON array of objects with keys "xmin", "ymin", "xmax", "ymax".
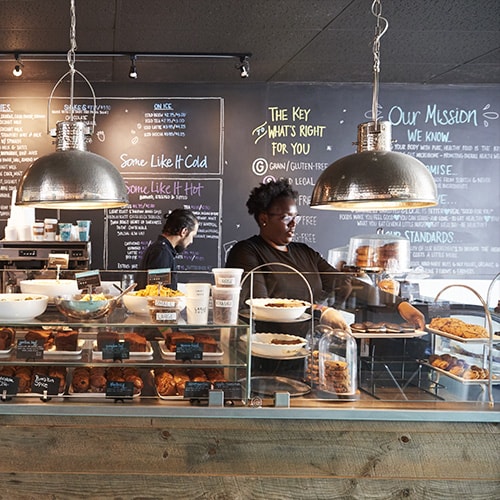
[
  {"xmin": 241, "ymin": 262, "xmax": 315, "ymax": 404},
  {"xmin": 433, "ymin": 283, "xmax": 495, "ymax": 407}
]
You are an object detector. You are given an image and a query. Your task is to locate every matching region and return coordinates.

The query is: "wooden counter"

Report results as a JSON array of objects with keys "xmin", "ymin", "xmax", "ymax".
[{"xmin": 0, "ymin": 411, "xmax": 498, "ymax": 499}]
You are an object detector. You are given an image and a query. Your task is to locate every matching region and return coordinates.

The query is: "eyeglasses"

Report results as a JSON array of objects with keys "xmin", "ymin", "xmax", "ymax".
[{"xmin": 267, "ymin": 213, "xmax": 301, "ymax": 225}]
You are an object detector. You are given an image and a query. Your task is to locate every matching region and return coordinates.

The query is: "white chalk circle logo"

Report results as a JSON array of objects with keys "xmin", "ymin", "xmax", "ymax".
[{"xmin": 252, "ymin": 157, "xmax": 268, "ymax": 176}]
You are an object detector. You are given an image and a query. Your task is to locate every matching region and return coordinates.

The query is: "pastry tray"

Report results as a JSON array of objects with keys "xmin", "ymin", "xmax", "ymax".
[
  {"xmin": 421, "ymin": 361, "xmax": 500, "ymax": 385},
  {"xmin": 426, "ymin": 325, "xmax": 499, "ymax": 343},
  {"xmin": 350, "ymin": 329, "xmax": 427, "ymax": 339},
  {"xmin": 240, "ymin": 376, "xmax": 311, "ymax": 397},
  {"xmin": 0, "ymin": 346, "xmax": 13, "ymax": 358},
  {"xmin": 92, "ymin": 340, "xmax": 154, "ymax": 360},
  {"xmin": 44, "ymin": 339, "xmax": 85, "ymax": 358},
  {"xmin": 68, "ymin": 387, "xmax": 141, "ymax": 398},
  {"xmin": 239, "ymin": 309, "xmax": 312, "ymax": 323},
  {"xmin": 158, "ymin": 340, "xmax": 223, "ymax": 360}
]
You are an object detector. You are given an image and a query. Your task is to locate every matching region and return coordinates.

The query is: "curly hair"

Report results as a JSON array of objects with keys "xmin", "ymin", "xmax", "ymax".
[{"xmin": 246, "ymin": 179, "xmax": 298, "ymax": 223}]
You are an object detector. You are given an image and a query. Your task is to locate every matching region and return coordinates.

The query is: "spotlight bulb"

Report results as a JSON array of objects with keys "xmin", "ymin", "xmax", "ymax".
[
  {"xmin": 13, "ymin": 64, "xmax": 22, "ymax": 77},
  {"xmin": 128, "ymin": 55, "xmax": 138, "ymax": 79}
]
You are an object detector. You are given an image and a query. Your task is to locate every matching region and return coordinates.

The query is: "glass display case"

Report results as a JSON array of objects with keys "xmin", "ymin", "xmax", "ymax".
[
  {"xmin": 0, "ymin": 269, "xmax": 252, "ymax": 405},
  {"xmin": 0, "ymin": 268, "xmax": 498, "ymax": 416}
]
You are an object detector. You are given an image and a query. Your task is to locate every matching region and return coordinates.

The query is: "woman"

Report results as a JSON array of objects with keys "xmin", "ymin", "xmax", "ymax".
[{"xmin": 225, "ymin": 179, "xmax": 425, "ymax": 330}]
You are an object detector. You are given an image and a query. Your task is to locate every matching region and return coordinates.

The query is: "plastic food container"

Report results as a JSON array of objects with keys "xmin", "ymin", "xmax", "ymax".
[
  {"xmin": 212, "ymin": 268, "xmax": 243, "ymax": 288},
  {"xmin": 318, "ymin": 327, "xmax": 357, "ymax": 396},
  {"xmin": 347, "ymin": 229, "xmax": 410, "ymax": 272},
  {"xmin": 147, "ymin": 296, "xmax": 185, "ymax": 324}
]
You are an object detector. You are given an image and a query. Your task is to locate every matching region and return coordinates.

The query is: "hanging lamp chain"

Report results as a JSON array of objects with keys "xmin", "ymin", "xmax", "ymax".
[
  {"xmin": 371, "ymin": 0, "xmax": 388, "ymax": 131},
  {"xmin": 67, "ymin": 0, "xmax": 77, "ymax": 122}
]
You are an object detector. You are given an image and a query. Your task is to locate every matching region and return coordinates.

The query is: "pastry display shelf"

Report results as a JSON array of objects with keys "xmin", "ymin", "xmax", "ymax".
[{"xmin": 0, "ymin": 306, "xmax": 252, "ymax": 403}]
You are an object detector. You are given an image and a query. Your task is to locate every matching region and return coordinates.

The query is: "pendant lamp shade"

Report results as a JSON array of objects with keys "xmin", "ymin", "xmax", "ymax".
[
  {"xmin": 16, "ymin": 149, "xmax": 129, "ymax": 209},
  {"xmin": 310, "ymin": 148, "xmax": 438, "ymax": 211},
  {"xmin": 16, "ymin": 120, "xmax": 128, "ymax": 209},
  {"xmin": 310, "ymin": 120, "xmax": 438, "ymax": 211},
  {"xmin": 311, "ymin": 1, "xmax": 437, "ymax": 211},
  {"xmin": 15, "ymin": 0, "xmax": 128, "ymax": 210}
]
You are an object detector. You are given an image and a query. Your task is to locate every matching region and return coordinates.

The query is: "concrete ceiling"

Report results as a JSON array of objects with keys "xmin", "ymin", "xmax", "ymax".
[{"xmin": 0, "ymin": 0, "xmax": 498, "ymax": 85}]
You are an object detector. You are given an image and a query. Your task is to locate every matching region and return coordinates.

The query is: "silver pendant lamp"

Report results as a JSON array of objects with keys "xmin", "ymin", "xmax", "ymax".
[
  {"xmin": 310, "ymin": 0, "xmax": 438, "ymax": 211},
  {"xmin": 16, "ymin": 0, "xmax": 128, "ymax": 209}
]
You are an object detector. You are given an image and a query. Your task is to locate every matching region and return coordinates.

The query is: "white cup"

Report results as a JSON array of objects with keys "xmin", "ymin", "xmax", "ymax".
[
  {"xmin": 186, "ymin": 296, "xmax": 210, "ymax": 324},
  {"xmin": 185, "ymin": 282, "xmax": 211, "ymax": 298},
  {"xmin": 18, "ymin": 225, "xmax": 32, "ymax": 240},
  {"xmin": 4, "ymin": 226, "xmax": 17, "ymax": 241}
]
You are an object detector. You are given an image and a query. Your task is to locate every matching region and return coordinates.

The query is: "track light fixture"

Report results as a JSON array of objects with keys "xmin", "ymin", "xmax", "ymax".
[
  {"xmin": 237, "ymin": 56, "xmax": 250, "ymax": 78},
  {"xmin": 12, "ymin": 54, "xmax": 23, "ymax": 77},
  {"xmin": 128, "ymin": 55, "xmax": 138, "ymax": 79},
  {"xmin": 1, "ymin": 51, "xmax": 252, "ymax": 80}
]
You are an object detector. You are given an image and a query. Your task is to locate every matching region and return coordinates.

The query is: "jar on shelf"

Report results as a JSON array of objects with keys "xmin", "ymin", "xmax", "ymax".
[
  {"xmin": 318, "ymin": 328, "xmax": 357, "ymax": 396},
  {"xmin": 306, "ymin": 324, "xmax": 333, "ymax": 389}
]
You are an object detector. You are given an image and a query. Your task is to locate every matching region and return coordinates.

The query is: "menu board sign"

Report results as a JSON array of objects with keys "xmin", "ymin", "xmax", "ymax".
[{"xmin": 0, "ymin": 84, "xmax": 498, "ymax": 280}]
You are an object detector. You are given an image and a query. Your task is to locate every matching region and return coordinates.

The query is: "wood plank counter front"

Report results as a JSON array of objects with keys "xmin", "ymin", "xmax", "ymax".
[{"xmin": 0, "ymin": 414, "xmax": 498, "ymax": 499}]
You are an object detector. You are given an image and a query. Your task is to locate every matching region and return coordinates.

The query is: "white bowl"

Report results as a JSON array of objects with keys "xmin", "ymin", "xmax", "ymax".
[
  {"xmin": 19, "ymin": 279, "xmax": 79, "ymax": 301},
  {"xmin": 123, "ymin": 291, "xmax": 186, "ymax": 316},
  {"xmin": 243, "ymin": 333, "xmax": 307, "ymax": 358},
  {"xmin": 245, "ymin": 298, "xmax": 311, "ymax": 321},
  {"xmin": 0, "ymin": 293, "xmax": 49, "ymax": 321}
]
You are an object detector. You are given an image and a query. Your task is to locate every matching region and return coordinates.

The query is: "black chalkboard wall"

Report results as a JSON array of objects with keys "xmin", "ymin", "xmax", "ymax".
[{"xmin": 0, "ymin": 82, "xmax": 498, "ymax": 280}]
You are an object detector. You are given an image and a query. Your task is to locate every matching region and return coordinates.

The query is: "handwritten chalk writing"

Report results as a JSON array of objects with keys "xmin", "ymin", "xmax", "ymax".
[
  {"xmin": 268, "ymin": 124, "xmax": 296, "ymax": 138},
  {"xmin": 425, "ymin": 105, "xmax": 477, "ymax": 126},
  {"xmin": 299, "ymin": 124, "xmax": 326, "ymax": 137},
  {"xmin": 153, "ymin": 102, "xmax": 174, "ymax": 111},
  {"xmin": 404, "ymin": 231, "xmax": 454, "ymax": 243},
  {"xmin": 290, "ymin": 142, "xmax": 310, "ymax": 155},
  {"xmin": 268, "ymin": 107, "xmax": 288, "ymax": 121},
  {"xmin": 292, "ymin": 107, "xmax": 311, "ymax": 121},
  {"xmin": 271, "ymin": 142, "xmax": 288, "ymax": 154},
  {"xmin": 120, "ymin": 154, "xmax": 148, "ymax": 168},
  {"xmin": 388, "ymin": 107, "xmax": 421, "ymax": 126},
  {"xmin": 426, "ymin": 164, "xmax": 453, "ymax": 175}
]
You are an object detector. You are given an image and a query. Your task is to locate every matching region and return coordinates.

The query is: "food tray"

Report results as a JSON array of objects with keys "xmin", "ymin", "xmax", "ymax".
[
  {"xmin": 239, "ymin": 309, "xmax": 312, "ymax": 323},
  {"xmin": 426, "ymin": 325, "xmax": 499, "ymax": 343},
  {"xmin": 421, "ymin": 361, "xmax": 500, "ymax": 385},
  {"xmin": 240, "ymin": 334, "xmax": 309, "ymax": 359},
  {"xmin": 44, "ymin": 339, "xmax": 85, "ymax": 358},
  {"xmin": 92, "ymin": 340, "xmax": 153, "ymax": 360},
  {"xmin": 0, "ymin": 346, "xmax": 13, "ymax": 358},
  {"xmin": 350, "ymin": 330, "xmax": 428, "ymax": 339},
  {"xmin": 241, "ymin": 376, "xmax": 311, "ymax": 397},
  {"xmin": 158, "ymin": 340, "xmax": 223, "ymax": 360},
  {"xmin": 68, "ymin": 387, "xmax": 141, "ymax": 398}
]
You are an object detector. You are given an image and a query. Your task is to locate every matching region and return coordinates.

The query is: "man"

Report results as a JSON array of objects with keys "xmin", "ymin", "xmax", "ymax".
[{"xmin": 137, "ymin": 208, "xmax": 199, "ymax": 290}]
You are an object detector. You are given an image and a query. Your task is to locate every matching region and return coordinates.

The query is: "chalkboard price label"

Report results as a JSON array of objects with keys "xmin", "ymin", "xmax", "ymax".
[
  {"xmin": 75, "ymin": 269, "xmax": 102, "ymax": 290},
  {"xmin": 16, "ymin": 339, "xmax": 44, "ymax": 359},
  {"xmin": 106, "ymin": 380, "xmax": 134, "ymax": 398},
  {"xmin": 184, "ymin": 381, "xmax": 211, "ymax": 399},
  {"xmin": 101, "ymin": 341, "xmax": 130, "ymax": 360},
  {"xmin": 175, "ymin": 342, "xmax": 203, "ymax": 361},
  {"xmin": 213, "ymin": 381, "xmax": 242, "ymax": 401},
  {"xmin": 31, "ymin": 374, "xmax": 61, "ymax": 395},
  {"xmin": 147, "ymin": 268, "xmax": 171, "ymax": 286},
  {"xmin": 0, "ymin": 375, "xmax": 19, "ymax": 396}
]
